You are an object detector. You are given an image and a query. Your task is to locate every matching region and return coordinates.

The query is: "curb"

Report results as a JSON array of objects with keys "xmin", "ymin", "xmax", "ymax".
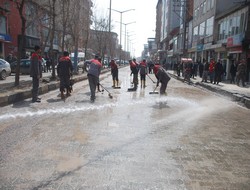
[
  {"xmin": 168, "ymin": 72, "xmax": 250, "ymax": 109},
  {"xmin": 0, "ymin": 69, "xmax": 111, "ymax": 107}
]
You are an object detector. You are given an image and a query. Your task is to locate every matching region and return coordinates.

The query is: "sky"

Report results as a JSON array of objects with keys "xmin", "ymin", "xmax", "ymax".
[{"xmin": 93, "ymin": 0, "xmax": 157, "ymax": 58}]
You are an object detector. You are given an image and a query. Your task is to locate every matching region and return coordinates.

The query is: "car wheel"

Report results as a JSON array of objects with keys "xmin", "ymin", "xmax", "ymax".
[{"xmin": 0, "ymin": 70, "xmax": 7, "ymax": 80}]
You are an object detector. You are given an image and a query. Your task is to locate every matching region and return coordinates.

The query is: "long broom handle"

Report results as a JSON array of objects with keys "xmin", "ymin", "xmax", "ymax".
[
  {"xmin": 146, "ymin": 74, "xmax": 156, "ymax": 83},
  {"xmin": 99, "ymin": 83, "xmax": 112, "ymax": 94}
]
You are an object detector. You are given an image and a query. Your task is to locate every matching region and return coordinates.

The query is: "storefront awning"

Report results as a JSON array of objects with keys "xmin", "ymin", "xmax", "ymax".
[{"xmin": 0, "ymin": 34, "xmax": 12, "ymax": 42}]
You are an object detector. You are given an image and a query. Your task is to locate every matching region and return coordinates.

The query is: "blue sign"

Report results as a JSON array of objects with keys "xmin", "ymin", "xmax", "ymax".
[
  {"xmin": 0, "ymin": 34, "xmax": 12, "ymax": 42},
  {"xmin": 196, "ymin": 44, "xmax": 204, "ymax": 52}
]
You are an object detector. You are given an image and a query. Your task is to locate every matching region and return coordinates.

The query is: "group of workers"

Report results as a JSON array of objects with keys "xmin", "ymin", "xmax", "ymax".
[{"xmin": 30, "ymin": 45, "xmax": 171, "ymax": 103}]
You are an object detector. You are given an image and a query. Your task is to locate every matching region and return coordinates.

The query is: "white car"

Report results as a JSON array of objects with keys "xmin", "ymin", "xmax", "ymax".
[{"xmin": 0, "ymin": 59, "xmax": 11, "ymax": 80}]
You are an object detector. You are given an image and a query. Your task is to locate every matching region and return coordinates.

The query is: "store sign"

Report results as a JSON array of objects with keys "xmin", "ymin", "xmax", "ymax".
[
  {"xmin": 0, "ymin": 34, "xmax": 12, "ymax": 42},
  {"xmin": 196, "ymin": 44, "xmax": 204, "ymax": 51},
  {"xmin": 227, "ymin": 33, "xmax": 243, "ymax": 47}
]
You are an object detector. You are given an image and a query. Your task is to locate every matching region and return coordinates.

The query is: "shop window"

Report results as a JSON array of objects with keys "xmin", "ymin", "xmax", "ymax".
[{"xmin": 0, "ymin": 16, "xmax": 7, "ymax": 34}]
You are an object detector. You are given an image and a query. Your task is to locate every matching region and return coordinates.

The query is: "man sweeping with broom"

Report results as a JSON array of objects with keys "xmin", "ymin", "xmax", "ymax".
[
  {"xmin": 85, "ymin": 55, "xmax": 102, "ymax": 102},
  {"xmin": 153, "ymin": 63, "xmax": 171, "ymax": 95}
]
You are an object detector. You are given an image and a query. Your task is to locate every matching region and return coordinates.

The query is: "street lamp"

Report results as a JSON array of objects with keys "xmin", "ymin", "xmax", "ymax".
[
  {"xmin": 115, "ymin": 21, "xmax": 136, "ymax": 52},
  {"xmin": 111, "ymin": 8, "xmax": 135, "ymax": 64},
  {"xmin": 123, "ymin": 22, "xmax": 136, "ymax": 52}
]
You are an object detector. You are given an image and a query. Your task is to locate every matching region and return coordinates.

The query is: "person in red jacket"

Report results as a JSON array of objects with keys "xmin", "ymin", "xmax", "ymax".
[
  {"xmin": 153, "ymin": 63, "xmax": 171, "ymax": 95},
  {"xmin": 209, "ymin": 58, "xmax": 215, "ymax": 83},
  {"xmin": 57, "ymin": 51, "xmax": 73, "ymax": 99},
  {"xmin": 139, "ymin": 59, "xmax": 148, "ymax": 88},
  {"xmin": 110, "ymin": 59, "xmax": 119, "ymax": 88},
  {"xmin": 86, "ymin": 55, "xmax": 102, "ymax": 102},
  {"xmin": 129, "ymin": 59, "xmax": 139, "ymax": 90}
]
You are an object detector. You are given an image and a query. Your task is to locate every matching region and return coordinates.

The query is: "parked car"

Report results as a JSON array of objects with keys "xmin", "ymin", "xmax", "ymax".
[
  {"xmin": 0, "ymin": 59, "xmax": 11, "ymax": 80},
  {"xmin": 11, "ymin": 58, "xmax": 46, "ymax": 74},
  {"xmin": 11, "ymin": 59, "xmax": 31, "ymax": 74},
  {"xmin": 76, "ymin": 60, "xmax": 91, "ymax": 72}
]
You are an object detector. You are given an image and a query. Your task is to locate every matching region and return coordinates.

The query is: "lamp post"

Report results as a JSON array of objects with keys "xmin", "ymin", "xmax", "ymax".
[
  {"xmin": 111, "ymin": 8, "xmax": 135, "ymax": 64},
  {"xmin": 123, "ymin": 22, "xmax": 136, "ymax": 52}
]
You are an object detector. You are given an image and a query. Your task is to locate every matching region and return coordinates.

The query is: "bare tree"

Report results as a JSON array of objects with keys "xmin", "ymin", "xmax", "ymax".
[
  {"xmin": 12, "ymin": 0, "xmax": 26, "ymax": 86},
  {"xmin": 48, "ymin": 0, "xmax": 57, "ymax": 79}
]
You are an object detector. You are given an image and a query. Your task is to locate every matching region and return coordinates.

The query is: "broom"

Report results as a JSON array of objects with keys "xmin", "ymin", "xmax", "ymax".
[
  {"xmin": 149, "ymin": 85, "xmax": 159, "ymax": 94},
  {"xmin": 146, "ymin": 74, "xmax": 156, "ymax": 83},
  {"xmin": 99, "ymin": 83, "xmax": 113, "ymax": 99}
]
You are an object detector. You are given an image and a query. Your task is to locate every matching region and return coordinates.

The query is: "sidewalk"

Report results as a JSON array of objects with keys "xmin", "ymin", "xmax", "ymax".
[
  {"xmin": 0, "ymin": 71, "xmax": 92, "ymax": 107},
  {"xmin": 168, "ymin": 70, "xmax": 250, "ymax": 109}
]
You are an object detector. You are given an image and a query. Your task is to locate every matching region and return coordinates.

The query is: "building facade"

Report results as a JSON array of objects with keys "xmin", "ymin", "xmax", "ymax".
[{"xmin": 155, "ymin": 0, "xmax": 250, "ymax": 82}]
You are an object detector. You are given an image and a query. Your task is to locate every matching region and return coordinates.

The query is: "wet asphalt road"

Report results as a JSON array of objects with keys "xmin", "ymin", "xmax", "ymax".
[{"xmin": 0, "ymin": 67, "xmax": 250, "ymax": 190}]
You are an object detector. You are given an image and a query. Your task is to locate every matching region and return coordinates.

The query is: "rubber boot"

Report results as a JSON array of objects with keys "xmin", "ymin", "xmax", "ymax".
[
  {"xmin": 116, "ymin": 80, "xmax": 119, "ymax": 87},
  {"xmin": 66, "ymin": 89, "xmax": 71, "ymax": 96},
  {"xmin": 141, "ymin": 80, "xmax": 143, "ymax": 88},
  {"xmin": 112, "ymin": 80, "xmax": 115, "ymax": 87},
  {"xmin": 61, "ymin": 90, "xmax": 65, "ymax": 99},
  {"xmin": 143, "ymin": 80, "xmax": 146, "ymax": 88}
]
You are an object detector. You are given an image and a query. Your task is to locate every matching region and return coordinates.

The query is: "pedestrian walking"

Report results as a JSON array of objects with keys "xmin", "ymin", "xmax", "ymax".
[
  {"xmin": 236, "ymin": 59, "xmax": 247, "ymax": 87},
  {"xmin": 198, "ymin": 60, "xmax": 204, "ymax": 78},
  {"xmin": 177, "ymin": 62, "xmax": 181, "ymax": 77},
  {"xmin": 153, "ymin": 63, "xmax": 171, "ymax": 95},
  {"xmin": 110, "ymin": 59, "xmax": 119, "ymax": 88},
  {"xmin": 57, "ymin": 51, "xmax": 73, "ymax": 99},
  {"xmin": 139, "ymin": 59, "xmax": 148, "ymax": 88},
  {"xmin": 214, "ymin": 60, "xmax": 224, "ymax": 84},
  {"xmin": 183, "ymin": 61, "xmax": 192, "ymax": 83},
  {"xmin": 201, "ymin": 60, "xmax": 209, "ymax": 82},
  {"xmin": 46, "ymin": 58, "xmax": 52, "ymax": 72},
  {"xmin": 85, "ymin": 55, "xmax": 102, "ymax": 102},
  {"xmin": 30, "ymin": 45, "xmax": 42, "ymax": 103},
  {"xmin": 209, "ymin": 58, "xmax": 215, "ymax": 83},
  {"xmin": 230, "ymin": 60, "xmax": 237, "ymax": 84}
]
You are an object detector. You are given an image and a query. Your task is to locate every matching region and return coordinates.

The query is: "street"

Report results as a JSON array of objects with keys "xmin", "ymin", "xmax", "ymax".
[{"xmin": 0, "ymin": 67, "xmax": 250, "ymax": 190}]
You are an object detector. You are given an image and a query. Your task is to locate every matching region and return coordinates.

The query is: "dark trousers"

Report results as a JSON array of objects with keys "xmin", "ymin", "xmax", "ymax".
[
  {"xmin": 87, "ymin": 74, "xmax": 98, "ymax": 100},
  {"xmin": 160, "ymin": 80, "xmax": 168, "ymax": 94},
  {"xmin": 32, "ymin": 77, "xmax": 39, "ymax": 101},
  {"xmin": 112, "ymin": 69, "xmax": 119, "ymax": 81},
  {"xmin": 60, "ymin": 76, "xmax": 70, "ymax": 92}
]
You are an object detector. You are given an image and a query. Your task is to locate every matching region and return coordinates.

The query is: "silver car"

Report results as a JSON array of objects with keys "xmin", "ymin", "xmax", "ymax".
[{"xmin": 0, "ymin": 58, "xmax": 11, "ymax": 80}]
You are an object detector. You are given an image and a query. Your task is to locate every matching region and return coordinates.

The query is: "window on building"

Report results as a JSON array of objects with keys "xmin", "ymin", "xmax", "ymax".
[
  {"xmin": 206, "ymin": 16, "xmax": 214, "ymax": 36},
  {"xmin": 203, "ymin": 1, "xmax": 207, "ymax": 14},
  {"xmin": 229, "ymin": 19, "xmax": 232, "ymax": 36},
  {"xmin": 207, "ymin": 0, "xmax": 211, "ymax": 12},
  {"xmin": 201, "ymin": 3, "xmax": 204, "ymax": 15},
  {"xmin": 211, "ymin": 0, "xmax": 214, "ymax": 9},
  {"xmin": 225, "ymin": 20, "xmax": 229, "ymax": 38},
  {"xmin": 199, "ymin": 22, "xmax": 205, "ymax": 37},
  {"xmin": 239, "ymin": 13, "xmax": 245, "ymax": 33},
  {"xmin": 231, "ymin": 16, "xmax": 236, "ymax": 35},
  {"xmin": 235, "ymin": 15, "xmax": 240, "ymax": 34},
  {"xmin": 193, "ymin": 26, "xmax": 199, "ymax": 42},
  {"xmin": 194, "ymin": 8, "xmax": 197, "ymax": 20},
  {"xmin": 0, "ymin": 16, "xmax": 7, "ymax": 34}
]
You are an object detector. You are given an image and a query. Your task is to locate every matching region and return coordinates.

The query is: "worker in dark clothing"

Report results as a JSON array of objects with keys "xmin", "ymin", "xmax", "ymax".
[
  {"xmin": 85, "ymin": 55, "xmax": 102, "ymax": 102},
  {"xmin": 57, "ymin": 51, "xmax": 74, "ymax": 99},
  {"xmin": 139, "ymin": 59, "xmax": 148, "ymax": 88},
  {"xmin": 30, "ymin": 45, "xmax": 42, "ymax": 103},
  {"xmin": 110, "ymin": 59, "xmax": 119, "ymax": 88},
  {"xmin": 153, "ymin": 63, "xmax": 171, "ymax": 95},
  {"xmin": 129, "ymin": 59, "xmax": 139, "ymax": 91}
]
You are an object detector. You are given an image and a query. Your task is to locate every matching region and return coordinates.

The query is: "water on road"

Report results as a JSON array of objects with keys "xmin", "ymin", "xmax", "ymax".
[{"xmin": 0, "ymin": 67, "xmax": 249, "ymax": 190}]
